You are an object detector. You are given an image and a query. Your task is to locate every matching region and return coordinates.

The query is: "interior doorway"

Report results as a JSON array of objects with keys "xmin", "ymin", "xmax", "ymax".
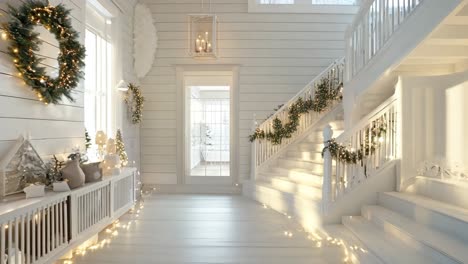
[
  {"xmin": 188, "ymin": 85, "xmax": 230, "ymax": 177},
  {"xmin": 182, "ymin": 71, "xmax": 237, "ymax": 185}
]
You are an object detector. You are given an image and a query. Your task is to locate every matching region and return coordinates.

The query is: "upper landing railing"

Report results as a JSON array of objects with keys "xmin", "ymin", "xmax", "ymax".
[{"xmin": 346, "ymin": 0, "xmax": 424, "ymax": 79}]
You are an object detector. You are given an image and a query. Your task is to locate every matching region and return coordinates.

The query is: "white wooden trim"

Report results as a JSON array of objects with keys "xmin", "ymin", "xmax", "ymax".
[
  {"xmin": 248, "ymin": 0, "xmax": 359, "ymax": 13},
  {"xmin": 175, "ymin": 65, "xmax": 241, "ymax": 189}
]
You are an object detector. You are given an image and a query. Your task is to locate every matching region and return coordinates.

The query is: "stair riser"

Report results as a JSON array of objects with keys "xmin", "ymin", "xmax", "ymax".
[
  {"xmin": 379, "ymin": 193, "xmax": 468, "ymax": 243},
  {"xmin": 268, "ymin": 168, "xmax": 323, "ymax": 185},
  {"xmin": 263, "ymin": 172, "xmax": 323, "ymax": 187},
  {"xmin": 294, "ymin": 144, "xmax": 324, "ymax": 152},
  {"xmin": 249, "ymin": 184, "xmax": 323, "ymax": 232},
  {"xmin": 303, "ymin": 129, "xmax": 344, "ymax": 143},
  {"xmin": 406, "ymin": 177, "xmax": 468, "ymax": 210},
  {"xmin": 285, "ymin": 151, "xmax": 323, "ymax": 161},
  {"xmin": 269, "ymin": 178, "xmax": 321, "ymax": 199},
  {"xmin": 362, "ymin": 208, "xmax": 460, "ymax": 264},
  {"xmin": 278, "ymin": 159, "xmax": 322, "ymax": 172}
]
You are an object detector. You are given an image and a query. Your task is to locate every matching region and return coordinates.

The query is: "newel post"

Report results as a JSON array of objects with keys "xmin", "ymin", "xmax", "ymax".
[
  {"xmin": 250, "ymin": 114, "xmax": 258, "ymax": 181},
  {"xmin": 322, "ymin": 124, "xmax": 334, "ymax": 214}
]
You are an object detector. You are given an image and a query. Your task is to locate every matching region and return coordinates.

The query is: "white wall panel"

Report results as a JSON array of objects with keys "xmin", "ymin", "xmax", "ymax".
[{"xmin": 140, "ymin": 0, "xmax": 352, "ymax": 184}]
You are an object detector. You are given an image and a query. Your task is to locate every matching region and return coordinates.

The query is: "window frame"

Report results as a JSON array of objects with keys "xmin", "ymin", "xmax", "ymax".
[
  {"xmin": 84, "ymin": 2, "xmax": 116, "ymax": 138},
  {"xmin": 248, "ymin": 0, "xmax": 360, "ymax": 13}
]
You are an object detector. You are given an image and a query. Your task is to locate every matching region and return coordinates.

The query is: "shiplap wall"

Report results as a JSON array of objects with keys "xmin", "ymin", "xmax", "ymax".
[
  {"xmin": 0, "ymin": 0, "xmax": 139, "ymax": 169},
  {"xmin": 114, "ymin": 0, "xmax": 141, "ymax": 172},
  {"xmin": 139, "ymin": 0, "xmax": 355, "ymax": 184}
]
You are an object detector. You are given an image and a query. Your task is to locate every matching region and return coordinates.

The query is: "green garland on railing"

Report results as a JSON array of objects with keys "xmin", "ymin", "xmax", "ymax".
[
  {"xmin": 249, "ymin": 77, "xmax": 343, "ymax": 145},
  {"xmin": 322, "ymin": 121, "xmax": 387, "ymax": 165}
]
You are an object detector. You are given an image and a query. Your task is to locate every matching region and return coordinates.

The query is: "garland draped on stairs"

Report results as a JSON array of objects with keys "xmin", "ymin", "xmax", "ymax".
[
  {"xmin": 249, "ymin": 77, "xmax": 343, "ymax": 145},
  {"xmin": 322, "ymin": 119, "xmax": 387, "ymax": 166}
]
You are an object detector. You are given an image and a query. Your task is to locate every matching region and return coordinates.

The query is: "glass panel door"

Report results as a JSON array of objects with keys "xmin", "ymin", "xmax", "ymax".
[{"xmin": 188, "ymin": 86, "xmax": 230, "ymax": 177}]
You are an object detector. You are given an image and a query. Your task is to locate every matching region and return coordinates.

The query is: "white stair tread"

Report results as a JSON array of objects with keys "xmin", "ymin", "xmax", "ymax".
[
  {"xmin": 324, "ymin": 224, "xmax": 383, "ymax": 264},
  {"xmin": 279, "ymin": 157, "xmax": 323, "ymax": 164},
  {"xmin": 383, "ymin": 192, "xmax": 468, "ymax": 223},
  {"xmin": 343, "ymin": 216, "xmax": 438, "ymax": 264},
  {"xmin": 364, "ymin": 205, "xmax": 468, "ymax": 263},
  {"xmin": 258, "ymin": 174, "xmax": 322, "ymax": 188},
  {"xmin": 271, "ymin": 166, "xmax": 322, "ymax": 176},
  {"xmin": 255, "ymin": 180, "xmax": 321, "ymax": 200}
]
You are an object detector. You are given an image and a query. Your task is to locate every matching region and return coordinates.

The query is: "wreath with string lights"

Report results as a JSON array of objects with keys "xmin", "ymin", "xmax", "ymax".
[{"xmin": 3, "ymin": 0, "xmax": 86, "ymax": 104}]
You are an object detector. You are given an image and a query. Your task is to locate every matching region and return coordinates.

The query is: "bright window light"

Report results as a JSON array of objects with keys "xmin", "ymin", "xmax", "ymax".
[
  {"xmin": 259, "ymin": 0, "xmax": 294, "ymax": 3},
  {"xmin": 84, "ymin": 28, "xmax": 113, "ymax": 137}
]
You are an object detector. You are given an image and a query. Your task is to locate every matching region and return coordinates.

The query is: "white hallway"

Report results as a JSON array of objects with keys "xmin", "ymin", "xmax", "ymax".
[{"xmin": 69, "ymin": 194, "xmax": 361, "ymax": 264}]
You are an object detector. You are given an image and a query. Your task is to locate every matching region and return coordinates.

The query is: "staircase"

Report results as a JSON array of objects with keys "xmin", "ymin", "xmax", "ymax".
[
  {"xmin": 344, "ymin": 177, "xmax": 468, "ymax": 263},
  {"xmin": 245, "ymin": 0, "xmax": 468, "ymax": 262},
  {"xmin": 249, "ymin": 118, "xmax": 345, "ymax": 230}
]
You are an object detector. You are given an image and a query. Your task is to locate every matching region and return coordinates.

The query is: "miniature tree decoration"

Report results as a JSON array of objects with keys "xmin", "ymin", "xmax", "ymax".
[{"xmin": 116, "ymin": 130, "xmax": 129, "ymax": 167}]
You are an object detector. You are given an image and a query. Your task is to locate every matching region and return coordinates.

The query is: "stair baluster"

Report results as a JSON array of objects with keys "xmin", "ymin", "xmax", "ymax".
[{"xmin": 251, "ymin": 58, "xmax": 345, "ymax": 180}]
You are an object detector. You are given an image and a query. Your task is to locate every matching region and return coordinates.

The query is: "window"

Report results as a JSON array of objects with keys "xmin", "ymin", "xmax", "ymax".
[
  {"xmin": 84, "ymin": 3, "xmax": 114, "ymax": 138},
  {"xmin": 249, "ymin": 0, "xmax": 359, "ymax": 13},
  {"xmin": 84, "ymin": 28, "xmax": 112, "ymax": 136}
]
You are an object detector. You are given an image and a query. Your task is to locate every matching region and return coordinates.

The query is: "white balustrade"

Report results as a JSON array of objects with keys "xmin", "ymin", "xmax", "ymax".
[
  {"xmin": 112, "ymin": 173, "xmax": 135, "ymax": 216},
  {"xmin": 251, "ymin": 58, "xmax": 345, "ymax": 178},
  {"xmin": 0, "ymin": 193, "xmax": 69, "ymax": 264},
  {"xmin": 0, "ymin": 167, "xmax": 137, "ymax": 264},
  {"xmin": 322, "ymin": 95, "xmax": 399, "ymax": 204},
  {"xmin": 346, "ymin": 0, "xmax": 424, "ymax": 79}
]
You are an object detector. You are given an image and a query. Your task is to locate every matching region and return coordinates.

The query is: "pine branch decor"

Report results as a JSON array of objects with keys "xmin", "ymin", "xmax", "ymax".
[
  {"xmin": 125, "ymin": 83, "xmax": 145, "ymax": 124},
  {"xmin": 3, "ymin": 0, "xmax": 86, "ymax": 104},
  {"xmin": 116, "ymin": 129, "xmax": 129, "ymax": 167},
  {"xmin": 249, "ymin": 77, "xmax": 343, "ymax": 144},
  {"xmin": 322, "ymin": 120, "xmax": 387, "ymax": 166}
]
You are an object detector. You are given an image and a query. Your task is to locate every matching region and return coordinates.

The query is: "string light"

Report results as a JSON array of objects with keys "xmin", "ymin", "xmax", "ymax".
[
  {"xmin": 259, "ymin": 201, "xmax": 368, "ymax": 263},
  {"xmin": 60, "ymin": 178, "xmax": 148, "ymax": 264},
  {"xmin": 4, "ymin": 1, "xmax": 85, "ymax": 105},
  {"xmin": 250, "ymin": 75, "xmax": 343, "ymax": 144}
]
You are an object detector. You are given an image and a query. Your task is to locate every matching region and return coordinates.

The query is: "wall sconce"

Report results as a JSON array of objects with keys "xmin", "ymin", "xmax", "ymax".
[
  {"xmin": 189, "ymin": 14, "xmax": 217, "ymax": 58},
  {"xmin": 116, "ymin": 80, "xmax": 128, "ymax": 92}
]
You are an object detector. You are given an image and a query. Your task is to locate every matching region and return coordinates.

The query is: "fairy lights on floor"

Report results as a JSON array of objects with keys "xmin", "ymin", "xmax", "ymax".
[
  {"xmin": 57, "ymin": 178, "xmax": 152, "ymax": 264},
  {"xmin": 259, "ymin": 201, "xmax": 368, "ymax": 264}
]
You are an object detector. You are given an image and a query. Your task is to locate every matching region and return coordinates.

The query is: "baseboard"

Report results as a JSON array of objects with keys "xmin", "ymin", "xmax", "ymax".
[{"xmin": 144, "ymin": 184, "xmax": 243, "ymax": 194}]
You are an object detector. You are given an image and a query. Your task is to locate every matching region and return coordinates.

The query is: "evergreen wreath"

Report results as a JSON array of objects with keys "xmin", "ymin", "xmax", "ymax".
[
  {"xmin": 125, "ymin": 83, "xmax": 145, "ymax": 124},
  {"xmin": 3, "ymin": 0, "xmax": 86, "ymax": 104},
  {"xmin": 249, "ymin": 77, "xmax": 343, "ymax": 145}
]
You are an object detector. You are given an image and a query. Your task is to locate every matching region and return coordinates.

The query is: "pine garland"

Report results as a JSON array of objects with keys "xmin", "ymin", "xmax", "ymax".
[
  {"xmin": 125, "ymin": 83, "xmax": 144, "ymax": 124},
  {"xmin": 3, "ymin": 0, "xmax": 86, "ymax": 104},
  {"xmin": 116, "ymin": 129, "xmax": 129, "ymax": 167},
  {"xmin": 249, "ymin": 77, "xmax": 343, "ymax": 144},
  {"xmin": 322, "ymin": 120, "xmax": 387, "ymax": 165}
]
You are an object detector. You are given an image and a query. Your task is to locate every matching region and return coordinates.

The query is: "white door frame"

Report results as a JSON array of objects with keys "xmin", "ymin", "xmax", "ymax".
[{"xmin": 176, "ymin": 65, "xmax": 240, "ymax": 187}]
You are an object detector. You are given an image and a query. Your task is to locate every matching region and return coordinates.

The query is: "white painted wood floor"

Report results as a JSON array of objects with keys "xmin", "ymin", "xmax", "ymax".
[{"xmin": 66, "ymin": 194, "xmax": 352, "ymax": 264}]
